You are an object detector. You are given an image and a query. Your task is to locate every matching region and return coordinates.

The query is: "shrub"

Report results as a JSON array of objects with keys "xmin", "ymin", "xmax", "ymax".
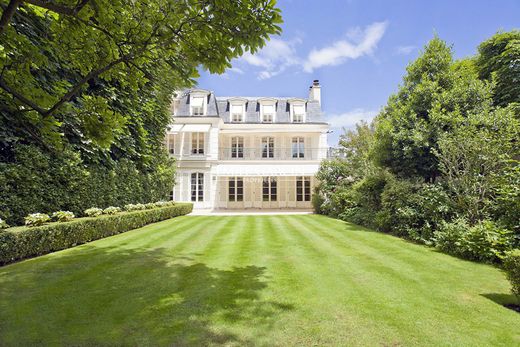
[
  {"xmin": 52, "ymin": 211, "xmax": 75, "ymax": 222},
  {"xmin": 503, "ymin": 250, "xmax": 520, "ymax": 300},
  {"xmin": 84, "ymin": 208, "xmax": 103, "ymax": 217},
  {"xmin": 0, "ymin": 218, "xmax": 9, "ymax": 229},
  {"xmin": 0, "ymin": 203, "xmax": 193, "ymax": 265},
  {"xmin": 377, "ymin": 180, "xmax": 452, "ymax": 243},
  {"xmin": 434, "ymin": 219, "xmax": 514, "ymax": 262},
  {"xmin": 24, "ymin": 213, "xmax": 51, "ymax": 227},
  {"xmin": 103, "ymin": 206, "xmax": 121, "ymax": 215},
  {"xmin": 154, "ymin": 201, "xmax": 170, "ymax": 208},
  {"xmin": 145, "ymin": 203, "xmax": 156, "ymax": 209}
]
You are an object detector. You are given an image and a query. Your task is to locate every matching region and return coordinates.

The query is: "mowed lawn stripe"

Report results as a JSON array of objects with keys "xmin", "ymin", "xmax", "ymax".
[{"xmin": 0, "ymin": 215, "xmax": 519, "ymax": 347}]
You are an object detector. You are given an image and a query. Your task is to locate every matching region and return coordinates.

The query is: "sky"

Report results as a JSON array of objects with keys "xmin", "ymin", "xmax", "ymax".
[{"xmin": 197, "ymin": 0, "xmax": 520, "ymax": 145}]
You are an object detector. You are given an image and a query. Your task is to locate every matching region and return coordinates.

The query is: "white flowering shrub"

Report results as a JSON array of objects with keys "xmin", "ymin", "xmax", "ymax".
[
  {"xmin": 52, "ymin": 211, "xmax": 75, "ymax": 222},
  {"xmin": 103, "ymin": 206, "xmax": 121, "ymax": 215},
  {"xmin": 25, "ymin": 213, "xmax": 51, "ymax": 227},
  {"xmin": 84, "ymin": 208, "xmax": 103, "ymax": 217},
  {"xmin": 0, "ymin": 218, "xmax": 9, "ymax": 229}
]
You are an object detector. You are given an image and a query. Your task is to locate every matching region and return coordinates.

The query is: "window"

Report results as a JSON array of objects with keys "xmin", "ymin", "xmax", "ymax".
[
  {"xmin": 231, "ymin": 136, "xmax": 244, "ymax": 158},
  {"xmin": 262, "ymin": 137, "xmax": 274, "ymax": 158},
  {"xmin": 231, "ymin": 104, "xmax": 243, "ymax": 122},
  {"xmin": 293, "ymin": 104, "xmax": 305, "ymax": 123},
  {"xmin": 296, "ymin": 176, "xmax": 311, "ymax": 201},
  {"xmin": 191, "ymin": 96, "xmax": 204, "ymax": 115},
  {"xmin": 292, "ymin": 137, "xmax": 305, "ymax": 158},
  {"xmin": 191, "ymin": 173, "xmax": 204, "ymax": 202},
  {"xmin": 262, "ymin": 177, "xmax": 277, "ymax": 202},
  {"xmin": 228, "ymin": 177, "xmax": 244, "ymax": 202},
  {"xmin": 169, "ymin": 189, "xmax": 174, "ymax": 201},
  {"xmin": 262, "ymin": 104, "xmax": 274, "ymax": 123},
  {"xmin": 167, "ymin": 135, "xmax": 175, "ymax": 154},
  {"xmin": 191, "ymin": 132, "xmax": 204, "ymax": 155}
]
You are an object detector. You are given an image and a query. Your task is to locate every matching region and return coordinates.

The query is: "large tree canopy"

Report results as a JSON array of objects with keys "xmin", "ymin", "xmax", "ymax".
[
  {"xmin": 476, "ymin": 30, "xmax": 520, "ymax": 107},
  {"xmin": 0, "ymin": 0, "xmax": 282, "ymax": 148}
]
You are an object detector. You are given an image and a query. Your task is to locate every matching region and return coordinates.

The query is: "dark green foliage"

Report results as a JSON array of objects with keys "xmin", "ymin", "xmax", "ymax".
[
  {"xmin": 0, "ymin": 203, "xmax": 193, "ymax": 265},
  {"xmin": 434, "ymin": 219, "xmax": 514, "ymax": 263},
  {"xmin": 476, "ymin": 30, "xmax": 520, "ymax": 107},
  {"xmin": 503, "ymin": 250, "xmax": 520, "ymax": 299},
  {"xmin": 317, "ymin": 32, "xmax": 520, "ymax": 264},
  {"xmin": 0, "ymin": 144, "xmax": 175, "ymax": 225}
]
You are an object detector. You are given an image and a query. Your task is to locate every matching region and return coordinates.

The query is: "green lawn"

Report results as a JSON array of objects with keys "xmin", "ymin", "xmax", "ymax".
[{"xmin": 0, "ymin": 215, "xmax": 518, "ymax": 346}]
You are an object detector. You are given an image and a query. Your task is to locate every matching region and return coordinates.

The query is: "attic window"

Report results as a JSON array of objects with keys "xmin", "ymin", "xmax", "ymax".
[
  {"xmin": 262, "ymin": 104, "xmax": 274, "ymax": 123},
  {"xmin": 293, "ymin": 104, "xmax": 305, "ymax": 123},
  {"xmin": 191, "ymin": 96, "xmax": 204, "ymax": 116},
  {"xmin": 231, "ymin": 104, "xmax": 244, "ymax": 122}
]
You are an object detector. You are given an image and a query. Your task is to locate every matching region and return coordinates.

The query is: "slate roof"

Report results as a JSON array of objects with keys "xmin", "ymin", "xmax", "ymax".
[{"xmin": 174, "ymin": 90, "xmax": 326, "ymax": 124}]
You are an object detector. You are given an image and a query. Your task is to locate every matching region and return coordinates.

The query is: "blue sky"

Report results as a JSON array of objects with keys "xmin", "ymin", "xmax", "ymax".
[{"xmin": 197, "ymin": 0, "xmax": 520, "ymax": 145}]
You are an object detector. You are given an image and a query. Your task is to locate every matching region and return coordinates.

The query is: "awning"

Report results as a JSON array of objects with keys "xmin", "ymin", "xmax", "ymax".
[
  {"xmin": 168, "ymin": 124, "xmax": 184, "ymax": 133},
  {"xmin": 215, "ymin": 164, "xmax": 319, "ymax": 177},
  {"xmin": 181, "ymin": 124, "xmax": 211, "ymax": 132}
]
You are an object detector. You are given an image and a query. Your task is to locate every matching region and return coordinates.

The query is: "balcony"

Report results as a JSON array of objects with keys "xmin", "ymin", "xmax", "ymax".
[{"xmin": 219, "ymin": 147, "xmax": 325, "ymax": 161}]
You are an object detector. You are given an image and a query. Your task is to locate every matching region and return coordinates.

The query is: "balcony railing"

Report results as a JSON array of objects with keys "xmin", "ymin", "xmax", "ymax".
[{"xmin": 219, "ymin": 147, "xmax": 326, "ymax": 160}]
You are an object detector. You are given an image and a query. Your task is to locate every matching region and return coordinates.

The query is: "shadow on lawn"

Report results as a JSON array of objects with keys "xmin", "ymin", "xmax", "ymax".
[
  {"xmin": 481, "ymin": 293, "xmax": 520, "ymax": 313},
  {"xmin": 0, "ymin": 246, "xmax": 294, "ymax": 346}
]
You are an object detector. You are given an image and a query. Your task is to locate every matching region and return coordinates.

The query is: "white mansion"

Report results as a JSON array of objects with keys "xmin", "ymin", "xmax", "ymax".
[{"xmin": 166, "ymin": 80, "xmax": 329, "ymax": 210}]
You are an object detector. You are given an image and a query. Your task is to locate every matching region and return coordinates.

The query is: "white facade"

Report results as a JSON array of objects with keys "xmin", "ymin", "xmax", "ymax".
[{"xmin": 167, "ymin": 81, "xmax": 329, "ymax": 210}]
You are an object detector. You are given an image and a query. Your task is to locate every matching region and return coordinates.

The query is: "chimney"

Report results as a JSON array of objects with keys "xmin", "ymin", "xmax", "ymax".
[{"xmin": 309, "ymin": 79, "xmax": 321, "ymax": 105}]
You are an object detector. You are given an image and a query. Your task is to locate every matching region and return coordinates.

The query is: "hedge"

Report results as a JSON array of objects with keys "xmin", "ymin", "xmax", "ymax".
[{"xmin": 0, "ymin": 203, "xmax": 193, "ymax": 265}]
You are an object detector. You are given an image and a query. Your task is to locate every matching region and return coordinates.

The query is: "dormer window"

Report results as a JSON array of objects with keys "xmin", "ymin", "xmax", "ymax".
[
  {"xmin": 293, "ymin": 104, "xmax": 305, "ymax": 123},
  {"xmin": 262, "ymin": 104, "xmax": 275, "ymax": 123},
  {"xmin": 231, "ymin": 104, "xmax": 244, "ymax": 122},
  {"xmin": 191, "ymin": 96, "xmax": 204, "ymax": 116}
]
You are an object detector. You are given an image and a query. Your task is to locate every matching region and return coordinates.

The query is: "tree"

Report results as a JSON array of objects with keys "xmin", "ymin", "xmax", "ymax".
[
  {"xmin": 372, "ymin": 37, "xmax": 493, "ymax": 181},
  {"xmin": 0, "ymin": 0, "xmax": 282, "ymax": 147},
  {"xmin": 435, "ymin": 106, "xmax": 520, "ymax": 223},
  {"xmin": 337, "ymin": 121, "xmax": 376, "ymax": 180},
  {"xmin": 476, "ymin": 30, "xmax": 520, "ymax": 107}
]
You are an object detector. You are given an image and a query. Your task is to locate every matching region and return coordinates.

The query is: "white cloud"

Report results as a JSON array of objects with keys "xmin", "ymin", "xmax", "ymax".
[
  {"xmin": 327, "ymin": 108, "xmax": 378, "ymax": 129},
  {"xmin": 228, "ymin": 67, "xmax": 245, "ymax": 74},
  {"xmin": 396, "ymin": 45, "xmax": 416, "ymax": 55},
  {"xmin": 239, "ymin": 37, "xmax": 301, "ymax": 80},
  {"xmin": 303, "ymin": 21, "xmax": 388, "ymax": 72}
]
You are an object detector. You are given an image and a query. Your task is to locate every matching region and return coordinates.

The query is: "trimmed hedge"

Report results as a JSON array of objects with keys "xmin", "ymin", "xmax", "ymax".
[{"xmin": 0, "ymin": 203, "xmax": 192, "ymax": 265}]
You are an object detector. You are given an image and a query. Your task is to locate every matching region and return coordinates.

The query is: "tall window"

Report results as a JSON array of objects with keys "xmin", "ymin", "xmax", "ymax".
[
  {"xmin": 262, "ymin": 137, "xmax": 274, "ymax": 158},
  {"xmin": 191, "ymin": 96, "xmax": 204, "ymax": 115},
  {"xmin": 228, "ymin": 177, "xmax": 244, "ymax": 202},
  {"xmin": 231, "ymin": 136, "xmax": 244, "ymax": 158},
  {"xmin": 168, "ymin": 135, "xmax": 175, "ymax": 154},
  {"xmin": 292, "ymin": 137, "xmax": 305, "ymax": 158},
  {"xmin": 293, "ymin": 104, "xmax": 305, "ymax": 123},
  {"xmin": 262, "ymin": 104, "xmax": 274, "ymax": 123},
  {"xmin": 262, "ymin": 177, "xmax": 277, "ymax": 201},
  {"xmin": 296, "ymin": 176, "xmax": 311, "ymax": 201},
  {"xmin": 191, "ymin": 173, "xmax": 204, "ymax": 202},
  {"xmin": 231, "ymin": 104, "xmax": 243, "ymax": 122},
  {"xmin": 191, "ymin": 132, "xmax": 204, "ymax": 154}
]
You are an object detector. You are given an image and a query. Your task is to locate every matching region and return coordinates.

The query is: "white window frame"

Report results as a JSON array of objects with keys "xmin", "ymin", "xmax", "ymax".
[
  {"xmin": 262, "ymin": 137, "xmax": 274, "ymax": 158},
  {"xmin": 296, "ymin": 176, "xmax": 311, "ymax": 202},
  {"xmin": 230, "ymin": 104, "xmax": 245, "ymax": 122},
  {"xmin": 292, "ymin": 104, "xmax": 306, "ymax": 123},
  {"xmin": 191, "ymin": 172, "xmax": 204, "ymax": 202},
  {"xmin": 262, "ymin": 177, "xmax": 277, "ymax": 202},
  {"xmin": 191, "ymin": 132, "xmax": 205, "ymax": 155},
  {"xmin": 231, "ymin": 136, "xmax": 244, "ymax": 159},
  {"xmin": 292, "ymin": 137, "xmax": 305, "ymax": 158},
  {"xmin": 228, "ymin": 177, "xmax": 244, "ymax": 202},
  {"xmin": 167, "ymin": 134, "xmax": 175, "ymax": 155},
  {"xmin": 260, "ymin": 103, "xmax": 275, "ymax": 123}
]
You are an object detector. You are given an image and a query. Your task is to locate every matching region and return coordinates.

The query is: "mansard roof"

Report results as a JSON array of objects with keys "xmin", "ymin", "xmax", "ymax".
[{"xmin": 174, "ymin": 89, "xmax": 326, "ymax": 124}]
